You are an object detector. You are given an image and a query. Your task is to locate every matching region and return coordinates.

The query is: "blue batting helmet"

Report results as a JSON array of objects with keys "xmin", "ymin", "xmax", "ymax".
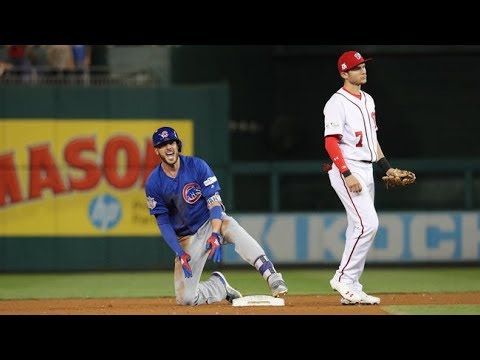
[{"xmin": 152, "ymin": 127, "xmax": 182, "ymax": 152}]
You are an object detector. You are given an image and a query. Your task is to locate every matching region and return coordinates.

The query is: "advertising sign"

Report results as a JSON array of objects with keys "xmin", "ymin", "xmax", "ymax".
[{"xmin": 0, "ymin": 119, "xmax": 193, "ymax": 235}]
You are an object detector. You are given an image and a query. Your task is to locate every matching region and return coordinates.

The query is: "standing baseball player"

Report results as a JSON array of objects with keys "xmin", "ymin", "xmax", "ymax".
[
  {"xmin": 145, "ymin": 126, "xmax": 288, "ymax": 306},
  {"xmin": 323, "ymin": 50, "xmax": 399, "ymax": 305}
]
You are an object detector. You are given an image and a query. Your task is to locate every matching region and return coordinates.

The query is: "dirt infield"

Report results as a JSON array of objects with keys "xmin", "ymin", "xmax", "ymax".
[{"xmin": 1, "ymin": 292, "xmax": 480, "ymax": 314}]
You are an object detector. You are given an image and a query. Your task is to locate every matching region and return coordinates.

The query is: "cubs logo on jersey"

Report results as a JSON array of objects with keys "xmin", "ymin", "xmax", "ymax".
[{"xmin": 183, "ymin": 183, "xmax": 202, "ymax": 204}]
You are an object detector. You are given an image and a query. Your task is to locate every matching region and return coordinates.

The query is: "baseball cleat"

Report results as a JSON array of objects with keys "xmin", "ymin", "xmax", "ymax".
[
  {"xmin": 329, "ymin": 278, "xmax": 363, "ymax": 303},
  {"xmin": 340, "ymin": 292, "xmax": 380, "ymax": 305},
  {"xmin": 268, "ymin": 272, "xmax": 288, "ymax": 297},
  {"xmin": 211, "ymin": 271, "xmax": 242, "ymax": 303}
]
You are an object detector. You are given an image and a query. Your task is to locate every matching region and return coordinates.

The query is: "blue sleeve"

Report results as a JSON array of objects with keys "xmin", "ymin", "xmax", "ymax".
[
  {"xmin": 145, "ymin": 173, "xmax": 168, "ymax": 217},
  {"xmin": 195, "ymin": 158, "xmax": 221, "ymax": 198},
  {"xmin": 156, "ymin": 217, "xmax": 185, "ymax": 257}
]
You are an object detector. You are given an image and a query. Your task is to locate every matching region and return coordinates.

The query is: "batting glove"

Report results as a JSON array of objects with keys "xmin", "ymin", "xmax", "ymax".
[
  {"xmin": 206, "ymin": 232, "xmax": 222, "ymax": 263},
  {"xmin": 178, "ymin": 252, "xmax": 192, "ymax": 278}
]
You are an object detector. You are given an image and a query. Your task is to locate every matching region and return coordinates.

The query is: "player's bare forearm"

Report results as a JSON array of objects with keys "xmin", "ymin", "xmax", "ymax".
[
  {"xmin": 377, "ymin": 143, "xmax": 395, "ymax": 175},
  {"xmin": 210, "ymin": 218, "xmax": 222, "ymax": 234},
  {"xmin": 377, "ymin": 142, "xmax": 386, "ymax": 161}
]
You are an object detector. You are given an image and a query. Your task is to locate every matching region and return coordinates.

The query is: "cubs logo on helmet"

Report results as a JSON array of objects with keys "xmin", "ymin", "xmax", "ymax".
[{"xmin": 152, "ymin": 126, "xmax": 183, "ymax": 151}]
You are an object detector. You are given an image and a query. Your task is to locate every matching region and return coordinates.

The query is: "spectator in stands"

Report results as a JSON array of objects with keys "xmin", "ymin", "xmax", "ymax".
[
  {"xmin": 5, "ymin": 45, "xmax": 31, "ymax": 82},
  {"xmin": 46, "ymin": 45, "xmax": 74, "ymax": 83},
  {"xmin": 71, "ymin": 45, "xmax": 91, "ymax": 84},
  {"xmin": 0, "ymin": 61, "xmax": 13, "ymax": 77},
  {"xmin": 25, "ymin": 45, "xmax": 49, "ymax": 82}
]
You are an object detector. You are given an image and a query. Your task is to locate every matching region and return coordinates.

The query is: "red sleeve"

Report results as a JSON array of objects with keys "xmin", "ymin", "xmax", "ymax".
[{"xmin": 325, "ymin": 135, "xmax": 349, "ymax": 174}]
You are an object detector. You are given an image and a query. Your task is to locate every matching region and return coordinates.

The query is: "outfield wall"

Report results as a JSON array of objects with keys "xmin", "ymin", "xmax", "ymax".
[
  {"xmin": 224, "ymin": 212, "xmax": 480, "ymax": 264},
  {"xmin": 0, "ymin": 212, "xmax": 479, "ymax": 271}
]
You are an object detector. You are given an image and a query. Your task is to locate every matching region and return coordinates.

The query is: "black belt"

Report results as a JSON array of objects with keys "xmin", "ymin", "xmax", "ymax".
[{"xmin": 361, "ymin": 160, "xmax": 373, "ymax": 164}]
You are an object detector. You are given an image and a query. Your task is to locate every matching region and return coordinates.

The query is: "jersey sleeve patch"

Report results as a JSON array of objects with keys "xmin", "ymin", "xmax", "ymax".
[
  {"xmin": 203, "ymin": 176, "xmax": 218, "ymax": 187},
  {"xmin": 146, "ymin": 196, "xmax": 157, "ymax": 210}
]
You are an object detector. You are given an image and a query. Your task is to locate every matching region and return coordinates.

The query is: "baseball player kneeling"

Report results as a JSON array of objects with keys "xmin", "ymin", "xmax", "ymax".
[{"xmin": 145, "ymin": 126, "xmax": 288, "ymax": 306}]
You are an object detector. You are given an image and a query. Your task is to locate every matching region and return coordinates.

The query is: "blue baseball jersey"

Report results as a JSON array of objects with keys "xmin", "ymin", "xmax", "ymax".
[{"xmin": 145, "ymin": 155, "xmax": 221, "ymax": 236}]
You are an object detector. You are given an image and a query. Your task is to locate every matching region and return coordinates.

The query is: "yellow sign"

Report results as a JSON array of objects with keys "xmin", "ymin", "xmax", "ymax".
[{"xmin": 0, "ymin": 119, "xmax": 193, "ymax": 235}]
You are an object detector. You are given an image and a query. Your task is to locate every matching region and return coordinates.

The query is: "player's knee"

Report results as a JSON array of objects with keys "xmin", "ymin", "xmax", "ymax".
[
  {"xmin": 176, "ymin": 294, "xmax": 198, "ymax": 306},
  {"xmin": 176, "ymin": 298, "xmax": 195, "ymax": 306},
  {"xmin": 364, "ymin": 216, "xmax": 379, "ymax": 235}
]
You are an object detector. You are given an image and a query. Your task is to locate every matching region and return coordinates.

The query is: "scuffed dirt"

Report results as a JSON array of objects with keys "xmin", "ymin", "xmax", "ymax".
[{"xmin": 1, "ymin": 293, "xmax": 479, "ymax": 315}]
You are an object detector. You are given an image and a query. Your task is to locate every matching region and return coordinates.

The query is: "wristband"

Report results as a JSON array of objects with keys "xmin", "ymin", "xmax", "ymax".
[
  {"xmin": 209, "ymin": 205, "xmax": 223, "ymax": 220},
  {"xmin": 377, "ymin": 157, "xmax": 391, "ymax": 173},
  {"xmin": 342, "ymin": 170, "xmax": 352, "ymax": 178}
]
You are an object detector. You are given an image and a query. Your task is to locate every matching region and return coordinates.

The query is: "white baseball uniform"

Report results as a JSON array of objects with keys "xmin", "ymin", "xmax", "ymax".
[{"xmin": 324, "ymin": 87, "xmax": 380, "ymax": 289}]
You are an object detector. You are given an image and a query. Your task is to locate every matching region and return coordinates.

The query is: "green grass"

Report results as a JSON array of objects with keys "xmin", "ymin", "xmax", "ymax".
[
  {"xmin": 1, "ymin": 267, "xmax": 480, "ymax": 300},
  {"xmin": 0, "ymin": 272, "xmax": 174, "ymax": 299},
  {"xmin": 384, "ymin": 305, "xmax": 480, "ymax": 315}
]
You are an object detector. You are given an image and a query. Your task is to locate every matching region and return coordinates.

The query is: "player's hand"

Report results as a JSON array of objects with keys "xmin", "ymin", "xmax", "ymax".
[
  {"xmin": 345, "ymin": 174, "xmax": 362, "ymax": 193},
  {"xmin": 206, "ymin": 232, "xmax": 222, "ymax": 263},
  {"xmin": 178, "ymin": 252, "xmax": 192, "ymax": 278}
]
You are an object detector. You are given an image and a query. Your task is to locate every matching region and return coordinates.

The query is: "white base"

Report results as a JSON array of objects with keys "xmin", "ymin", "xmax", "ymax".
[{"xmin": 232, "ymin": 295, "xmax": 285, "ymax": 307}]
